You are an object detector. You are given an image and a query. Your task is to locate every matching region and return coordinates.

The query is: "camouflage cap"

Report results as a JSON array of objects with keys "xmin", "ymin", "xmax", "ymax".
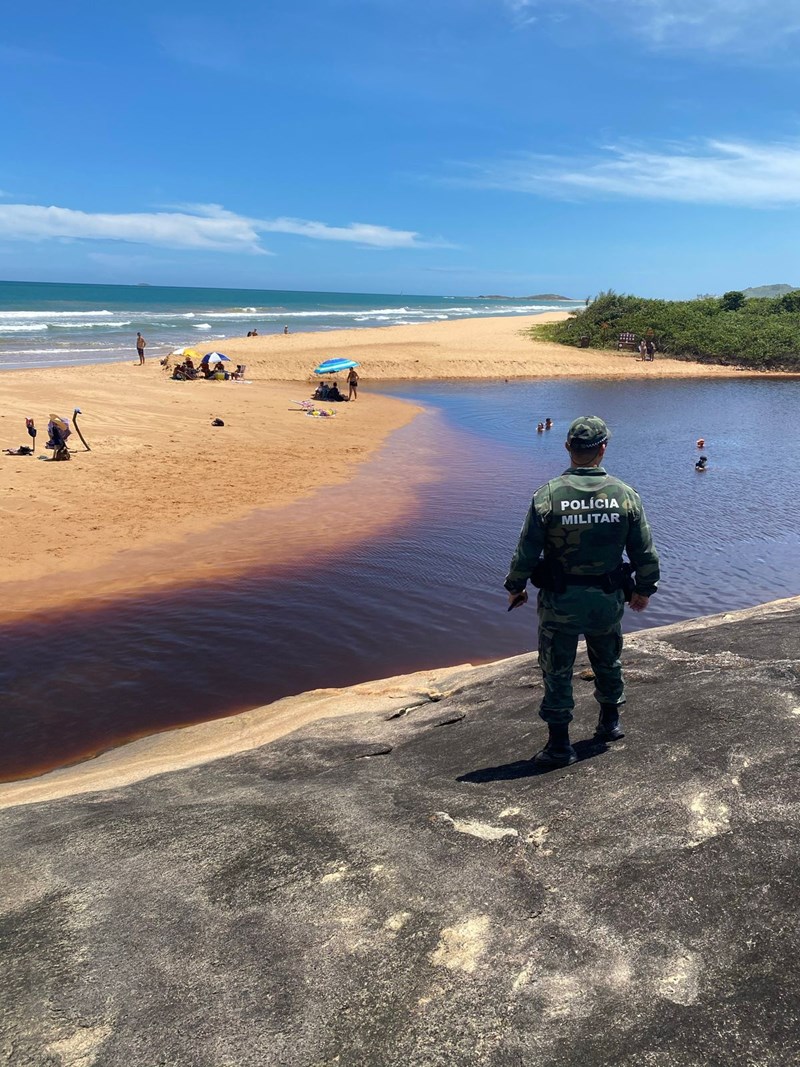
[{"xmin": 566, "ymin": 415, "xmax": 610, "ymax": 449}]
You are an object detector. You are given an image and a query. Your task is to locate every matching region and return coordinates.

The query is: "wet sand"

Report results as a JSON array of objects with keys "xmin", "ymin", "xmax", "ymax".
[{"xmin": 0, "ymin": 364, "xmax": 420, "ymax": 620}]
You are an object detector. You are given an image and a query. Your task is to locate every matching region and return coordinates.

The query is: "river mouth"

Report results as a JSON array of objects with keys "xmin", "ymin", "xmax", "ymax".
[{"xmin": 3, "ymin": 376, "xmax": 798, "ymax": 782}]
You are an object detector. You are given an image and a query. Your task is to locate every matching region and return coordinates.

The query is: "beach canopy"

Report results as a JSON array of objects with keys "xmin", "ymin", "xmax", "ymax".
[
  {"xmin": 313, "ymin": 358, "xmax": 359, "ymax": 375},
  {"xmin": 201, "ymin": 352, "xmax": 231, "ymax": 364},
  {"xmin": 171, "ymin": 346, "xmax": 202, "ymax": 358}
]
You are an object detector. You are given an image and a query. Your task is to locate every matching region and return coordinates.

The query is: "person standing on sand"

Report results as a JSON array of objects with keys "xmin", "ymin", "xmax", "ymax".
[
  {"xmin": 504, "ymin": 416, "xmax": 660, "ymax": 767},
  {"xmin": 136, "ymin": 332, "xmax": 146, "ymax": 365},
  {"xmin": 347, "ymin": 367, "xmax": 359, "ymax": 401},
  {"xmin": 284, "ymin": 325, "xmax": 289, "ymax": 335}
]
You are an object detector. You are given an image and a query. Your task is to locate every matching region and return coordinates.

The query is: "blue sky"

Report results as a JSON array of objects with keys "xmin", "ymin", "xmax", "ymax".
[{"xmin": 2, "ymin": 0, "xmax": 800, "ymax": 297}]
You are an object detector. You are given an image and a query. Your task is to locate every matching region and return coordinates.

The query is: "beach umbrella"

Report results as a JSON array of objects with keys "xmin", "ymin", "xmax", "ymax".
[
  {"xmin": 313, "ymin": 358, "xmax": 359, "ymax": 375},
  {"xmin": 201, "ymin": 352, "xmax": 231, "ymax": 365}
]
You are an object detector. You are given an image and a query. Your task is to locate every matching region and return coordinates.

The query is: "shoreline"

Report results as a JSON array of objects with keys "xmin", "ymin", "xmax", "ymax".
[
  {"xmin": 0, "ymin": 364, "xmax": 422, "ymax": 621},
  {"xmin": 2, "ymin": 310, "xmax": 789, "ymax": 621},
  {"xmin": 2, "ymin": 595, "xmax": 796, "ymax": 807},
  {"xmin": 195, "ymin": 312, "xmax": 775, "ymax": 382}
]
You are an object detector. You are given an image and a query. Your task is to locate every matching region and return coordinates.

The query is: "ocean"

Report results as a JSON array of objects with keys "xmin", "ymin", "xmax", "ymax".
[{"xmin": 0, "ymin": 279, "xmax": 582, "ymax": 369}]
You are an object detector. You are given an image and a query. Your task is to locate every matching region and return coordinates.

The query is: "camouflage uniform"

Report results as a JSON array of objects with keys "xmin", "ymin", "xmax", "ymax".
[{"xmin": 505, "ymin": 417, "xmax": 660, "ymax": 726}]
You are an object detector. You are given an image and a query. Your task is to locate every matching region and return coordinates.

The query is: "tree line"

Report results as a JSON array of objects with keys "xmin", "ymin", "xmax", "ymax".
[{"xmin": 534, "ymin": 290, "xmax": 800, "ymax": 370}]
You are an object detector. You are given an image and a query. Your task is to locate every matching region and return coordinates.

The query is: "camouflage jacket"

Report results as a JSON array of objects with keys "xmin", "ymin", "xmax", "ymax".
[{"xmin": 504, "ymin": 466, "xmax": 661, "ymax": 596}]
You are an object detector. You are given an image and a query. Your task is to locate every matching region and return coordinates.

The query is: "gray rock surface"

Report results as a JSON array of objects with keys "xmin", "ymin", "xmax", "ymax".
[{"xmin": 3, "ymin": 598, "xmax": 800, "ymax": 1066}]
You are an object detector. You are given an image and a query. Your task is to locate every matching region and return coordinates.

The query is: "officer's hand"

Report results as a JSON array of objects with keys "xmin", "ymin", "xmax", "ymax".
[
  {"xmin": 508, "ymin": 590, "xmax": 528, "ymax": 609},
  {"xmin": 630, "ymin": 593, "xmax": 650, "ymax": 612}
]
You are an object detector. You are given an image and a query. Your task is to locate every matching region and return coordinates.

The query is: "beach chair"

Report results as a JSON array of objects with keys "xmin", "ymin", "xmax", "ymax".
[
  {"xmin": 231, "ymin": 364, "xmax": 247, "ymax": 380},
  {"xmin": 618, "ymin": 331, "xmax": 637, "ymax": 351}
]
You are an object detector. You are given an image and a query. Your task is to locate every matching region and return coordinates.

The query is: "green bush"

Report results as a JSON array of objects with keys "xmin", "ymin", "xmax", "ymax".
[{"xmin": 533, "ymin": 291, "xmax": 800, "ymax": 370}]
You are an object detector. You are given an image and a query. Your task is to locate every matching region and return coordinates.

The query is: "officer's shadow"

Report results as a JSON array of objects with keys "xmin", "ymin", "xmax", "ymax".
[{"xmin": 458, "ymin": 737, "xmax": 609, "ymax": 783}]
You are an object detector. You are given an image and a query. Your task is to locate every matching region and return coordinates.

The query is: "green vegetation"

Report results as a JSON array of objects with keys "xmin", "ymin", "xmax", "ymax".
[{"xmin": 534, "ymin": 290, "xmax": 800, "ymax": 370}]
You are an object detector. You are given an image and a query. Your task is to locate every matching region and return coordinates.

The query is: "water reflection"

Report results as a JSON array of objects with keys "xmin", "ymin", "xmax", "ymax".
[{"xmin": 1, "ymin": 377, "xmax": 798, "ymax": 780}]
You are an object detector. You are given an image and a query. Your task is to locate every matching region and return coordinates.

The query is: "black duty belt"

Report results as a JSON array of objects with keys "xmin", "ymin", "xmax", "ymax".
[{"xmin": 563, "ymin": 573, "xmax": 613, "ymax": 586}]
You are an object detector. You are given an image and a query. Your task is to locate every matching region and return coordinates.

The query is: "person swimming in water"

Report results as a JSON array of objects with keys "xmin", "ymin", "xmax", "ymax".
[
  {"xmin": 695, "ymin": 455, "xmax": 708, "ymax": 471},
  {"xmin": 537, "ymin": 422, "xmax": 545, "ymax": 433},
  {"xmin": 696, "ymin": 438, "xmax": 705, "ymax": 448}
]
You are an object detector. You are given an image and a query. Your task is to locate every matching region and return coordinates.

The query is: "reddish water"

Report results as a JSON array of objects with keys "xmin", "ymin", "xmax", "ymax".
[{"xmin": 2, "ymin": 377, "xmax": 798, "ymax": 781}]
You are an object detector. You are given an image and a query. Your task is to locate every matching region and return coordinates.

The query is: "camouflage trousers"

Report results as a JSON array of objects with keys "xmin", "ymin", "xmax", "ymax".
[{"xmin": 536, "ymin": 587, "xmax": 626, "ymax": 725}]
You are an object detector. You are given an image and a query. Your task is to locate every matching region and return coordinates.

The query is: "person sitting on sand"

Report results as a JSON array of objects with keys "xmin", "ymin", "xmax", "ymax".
[
  {"xmin": 314, "ymin": 382, "xmax": 330, "ymax": 400},
  {"xmin": 46, "ymin": 414, "xmax": 71, "ymax": 449},
  {"xmin": 695, "ymin": 455, "xmax": 708, "ymax": 471},
  {"xmin": 184, "ymin": 358, "xmax": 197, "ymax": 379},
  {"xmin": 328, "ymin": 381, "xmax": 344, "ymax": 401}
]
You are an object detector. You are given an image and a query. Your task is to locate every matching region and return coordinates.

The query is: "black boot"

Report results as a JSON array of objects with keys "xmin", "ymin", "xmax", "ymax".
[
  {"xmin": 594, "ymin": 703, "xmax": 625, "ymax": 742},
  {"xmin": 533, "ymin": 723, "xmax": 577, "ymax": 766}
]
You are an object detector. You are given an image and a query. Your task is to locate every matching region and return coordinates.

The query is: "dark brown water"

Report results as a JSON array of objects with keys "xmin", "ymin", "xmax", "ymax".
[{"xmin": 2, "ymin": 377, "xmax": 798, "ymax": 781}]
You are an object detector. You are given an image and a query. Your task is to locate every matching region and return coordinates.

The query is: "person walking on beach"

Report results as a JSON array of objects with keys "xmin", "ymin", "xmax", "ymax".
[
  {"xmin": 504, "ymin": 416, "xmax": 660, "ymax": 767},
  {"xmin": 136, "ymin": 332, "xmax": 146, "ymax": 365},
  {"xmin": 347, "ymin": 367, "xmax": 359, "ymax": 401}
]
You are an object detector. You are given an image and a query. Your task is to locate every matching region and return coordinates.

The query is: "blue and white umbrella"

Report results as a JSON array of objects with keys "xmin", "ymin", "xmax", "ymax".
[
  {"xmin": 313, "ymin": 357, "xmax": 359, "ymax": 375},
  {"xmin": 201, "ymin": 351, "xmax": 231, "ymax": 364}
]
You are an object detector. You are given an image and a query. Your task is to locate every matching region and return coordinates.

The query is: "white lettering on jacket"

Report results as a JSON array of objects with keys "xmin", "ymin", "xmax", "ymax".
[
  {"xmin": 561, "ymin": 513, "xmax": 621, "ymax": 525},
  {"xmin": 560, "ymin": 497, "xmax": 620, "ymax": 511}
]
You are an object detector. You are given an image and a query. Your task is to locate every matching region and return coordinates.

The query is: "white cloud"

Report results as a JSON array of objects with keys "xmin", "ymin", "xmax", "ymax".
[
  {"xmin": 463, "ymin": 139, "xmax": 800, "ymax": 206},
  {"xmin": 0, "ymin": 202, "xmax": 435, "ymax": 253},
  {"xmin": 0, "ymin": 203, "xmax": 267, "ymax": 253},
  {"xmin": 258, "ymin": 217, "xmax": 432, "ymax": 249},
  {"xmin": 502, "ymin": 0, "xmax": 800, "ymax": 53}
]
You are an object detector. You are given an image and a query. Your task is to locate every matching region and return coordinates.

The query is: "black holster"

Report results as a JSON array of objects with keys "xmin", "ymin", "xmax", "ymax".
[{"xmin": 607, "ymin": 562, "xmax": 635, "ymax": 601}]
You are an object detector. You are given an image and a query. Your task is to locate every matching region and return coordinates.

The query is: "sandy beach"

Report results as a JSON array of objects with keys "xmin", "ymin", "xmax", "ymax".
[
  {"xmin": 0, "ymin": 361, "xmax": 420, "ymax": 619},
  {"xmin": 0, "ymin": 311, "xmax": 767, "ymax": 620},
  {"xmin": 216, "ymin": 312, "xmax": 753, "ymax": 381}
]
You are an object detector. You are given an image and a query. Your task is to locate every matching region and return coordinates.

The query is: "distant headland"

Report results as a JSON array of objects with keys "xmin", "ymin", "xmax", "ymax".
[{"xmin": 477, "ymin": 293, "xmax": 574, "ymax": 300}]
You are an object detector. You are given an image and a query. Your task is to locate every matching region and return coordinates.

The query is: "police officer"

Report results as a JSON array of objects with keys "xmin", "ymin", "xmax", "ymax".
[{"xmin": 504, "ymin": 416, "xmax": 660, "ymax": 766}]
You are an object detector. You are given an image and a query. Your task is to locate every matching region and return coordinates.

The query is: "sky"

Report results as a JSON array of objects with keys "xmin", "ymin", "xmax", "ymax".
[{"xmin": 2, "ymin": 0, "xmax": 800, "ymax": 298}]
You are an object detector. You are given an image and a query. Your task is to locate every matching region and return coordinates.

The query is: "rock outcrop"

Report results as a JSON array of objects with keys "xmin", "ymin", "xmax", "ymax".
[{"xmin": 2, "ymin": 598, "xmax": 799, "ymax": 1066}]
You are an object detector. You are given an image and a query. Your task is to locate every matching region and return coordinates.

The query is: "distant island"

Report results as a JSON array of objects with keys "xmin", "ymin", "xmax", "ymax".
[{"xmin": 478, "ymin": 293, "xmax": 573, "ymax": 301}]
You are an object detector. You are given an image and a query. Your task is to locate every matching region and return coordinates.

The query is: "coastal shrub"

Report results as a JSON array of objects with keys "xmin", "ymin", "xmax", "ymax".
[
  {"xmin": 534, "ymin": 292, "xmax": 800, "ymax": 370},
  {"xmin": 720, "ymin": 290, "xmax": 746, "ymax": 311}
]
